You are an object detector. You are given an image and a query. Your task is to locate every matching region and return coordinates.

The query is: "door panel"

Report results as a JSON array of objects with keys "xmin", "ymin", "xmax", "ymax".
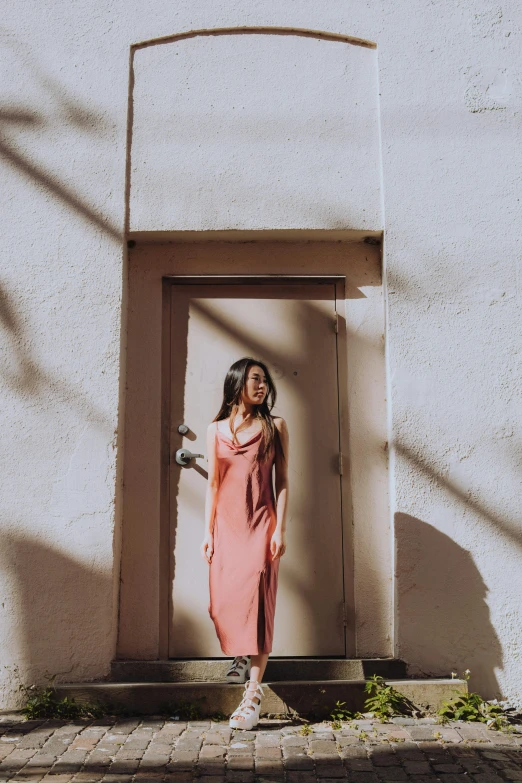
[{"xmin": 169, "ymin": 282, "xmax": 345, "ymax": 657}]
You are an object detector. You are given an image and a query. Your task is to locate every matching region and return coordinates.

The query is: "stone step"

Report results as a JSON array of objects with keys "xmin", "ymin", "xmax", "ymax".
[
  {"xmin": 55, "ymin": 678, "xmax": 466, "ymax": 719},
  {"xmin": 110, "ymin": 658, "xmax": 408, "ymax": 683}
]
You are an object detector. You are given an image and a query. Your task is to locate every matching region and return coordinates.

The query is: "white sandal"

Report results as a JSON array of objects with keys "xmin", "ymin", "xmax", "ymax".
[
  {"xmin": 229, "ymin": 680, "xmax": 264, "ymax": 730},
  {"xmin": 225, "ymin": 655, "xmax": 251, "ymax": 683}
]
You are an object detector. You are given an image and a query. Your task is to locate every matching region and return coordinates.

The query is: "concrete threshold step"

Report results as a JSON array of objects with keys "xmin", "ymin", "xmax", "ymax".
[
  {"xmin": 111, "ymin": 658, "xmax": 407, "ymax": 683},
  {"xmin": 55, "ymin": 679, "xmax": 466, "ymax": 719}
]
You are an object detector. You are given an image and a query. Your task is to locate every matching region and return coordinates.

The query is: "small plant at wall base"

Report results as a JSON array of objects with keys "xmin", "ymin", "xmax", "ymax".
[
  {"xmin": 4, "ymin": 665, "xmax": 103, "ymax": 720},
  {"xmin": 14, "ymin": 673, "xmax": 103, "ymax": 720},
  {"xmin": 363, "ymin": 675, "xmax": 414, "ymax": 722},
  {"xmin": 166, "ymin": 697, "xmax": 206, "ymax": 721},
  {"xmin": 329, "ymin": 699, "xmax": 355, "ymax": 727},
  {"xmin": 439, "ymin": 670, "xmax": 519, "ymax": 730}
]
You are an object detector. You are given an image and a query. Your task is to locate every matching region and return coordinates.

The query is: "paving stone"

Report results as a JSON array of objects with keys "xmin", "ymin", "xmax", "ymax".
[
  {"xmin": 70, "ymin": 773, "xmax": 105, "ymax": 782},
  {"xmin": 310, "ymin": 740, "xmax": 338, "ymax": 754},
  {"xmin": 431, "ymin": 729, "xmax": 462, "ymax": 743},
  {"xmin": 339, "ymin": 747, "xmax": 368, "ymax": 759},
  {"xmin": 284, "ymin": 753, "xmax": 315, "ymax": 771},
  {"xmin": 256, "ymin": 746, "xmax": 283, "ymax": 759},
  {"xmin": 197, "ymin": 758, "xmax": 226, "ymax": 774},
  {"xmin": 226, "ymin": 754, "xmax": 254, "ymax": 769},
  {"xmin": 121, "ymin": 739, "xmax": 150, "ymax": 750},
  {"xmin": 450, "ymin": 746, "xmax": 481, "ymax": 757},
  {"xmin": 227, "ymin": 747, "xmax": 254, "ymax": 757},
  {"xmin": 175, "ymin": 739, "xmax": 202, "ymax": 752},
  {"xmin": 338, "ymin": 737, "xmax": 362, "ymax": 747},
  {"xmin": 111, "ymin": 721, "xmax": 140, "ymax": 735},
  {"xmin": 433, "ymin": 763, "xmax": 464, "ymax": 773},
  {"xmin": 254, "ymin": 756, "xmax": 285, "ymax": 773},
  {"xmin": 286, "ymin": 773, "xmax": 318, "ymax": 783},
  {"xmin": 282, "ymin": 735, "xmax": 308, "ymax": 747},
  {"xmin": 377, "ymin": 768, "xmax": 408, "ymax": 781},
  {"xmin": 488, "ymin": 735, "xmax": 519, "ymax": 747},
  {"xmin": 29, "ymin": 754, "xmax": 65, "ymax": 767},
  {"xmin": 140, "ymin": 753, "xmax": 170, "ymax": 768},
  {"xmin": 85, "ymin": 752, "xmax": 113, "ymax": 766},
  {"xmin": 472, "ymin": 775, "xmax": 505, "ymax": 783},
  {"xmin": 403, "ymin": 761, "xmax": 433, "ymax": 774},
  {"xmin": 315, "ymin": 756, "xmax": 344, "ymax": 768},
  {"xmin": 347, "ymin": 772, "xmax": 380, "ymax": 783},
  {"xmin": 396, "ymin": 750, "xmax": 426, "ymax": 761},
  {"xmin": 197, "ymin": 745, "xmax": 225, "ymax": 759},
  {"xmin": 316, "ymin": 765, "xmax": 346, "ymax": 777},
  {"xmin": 229, "ymin": 735, "xmax": 255, "ymax": 746},
  {"xmin": 163, "ymin": 773, "xmax": 193, "ymax": 782},
  {"xmin": 481, "ymin": 751, "xmax": 512, "ymax": 761},
  {"xmin": 407, "ymin": 728, "xmax": 439, "ymax": 742},
  {"xmin": 224, "ymin": 770, "xmax": 254, "ymax": 782},
  {"xmin": 437, "ymin": 776, "xmax": 470, "ymax": 783},
  {"xmin": 167, "ymin": 752, "xmax": 197, "ymax": 770},
  {"xmin": 347, "ymin": 758, "xmax": 374, "ymax": 770},
  {"xmin": 114, "ymin": 748, "xmax": 145, "ymax": 760},
  {"xmin": 369, "ymin": 751, "xmax": 400, "ymax": 766},
  {"xmin": 107, "ymin": 758, "xmax": 140, "ymax": 774},
  {"xmin": 203, "ymin": 731, "xmax": 227, "ymax": 745}
]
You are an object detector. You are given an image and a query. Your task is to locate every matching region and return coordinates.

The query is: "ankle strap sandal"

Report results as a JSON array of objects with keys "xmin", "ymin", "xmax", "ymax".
[
  {"xmin": 225, "ymin": 655, "xmax": 251, "ymax": 683},
  {"xmin": 229, "ymin": 680, "xmax": 264, "ymax": 730}
]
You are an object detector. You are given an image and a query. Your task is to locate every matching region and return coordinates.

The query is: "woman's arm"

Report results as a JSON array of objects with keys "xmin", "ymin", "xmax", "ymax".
[
  {"xmin": 271, "ymin": 417, "xmax": 289, "ymax": 560},
  {"xmin": 201, "ymin": 421, "xmax": 220, "ymax": 564}
]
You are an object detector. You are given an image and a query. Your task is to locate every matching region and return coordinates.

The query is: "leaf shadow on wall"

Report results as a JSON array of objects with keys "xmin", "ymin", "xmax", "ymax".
[
  {"xmin": 395, "ymin": 513, "xmax": 502, "ymax": 699},
  {"xmin": 0, "ymin": 531, "xmax": 113, "ymax": 706}
]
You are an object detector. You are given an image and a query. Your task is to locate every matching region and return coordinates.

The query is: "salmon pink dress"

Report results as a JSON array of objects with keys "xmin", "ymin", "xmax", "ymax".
[{"xmin": 208, "ymin": 425, "xmax": 279, "ymax": 655}]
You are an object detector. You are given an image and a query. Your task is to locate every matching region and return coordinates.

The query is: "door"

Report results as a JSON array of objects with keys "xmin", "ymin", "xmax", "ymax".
[{"xmin": 168, "ymin": 280, "xmax": 346, "ymax": 657}]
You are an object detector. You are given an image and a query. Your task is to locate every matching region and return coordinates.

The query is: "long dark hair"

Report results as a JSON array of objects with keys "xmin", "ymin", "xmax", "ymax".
[{"xmin": 213, "ymin": 357, "xmax": 281, "ymax": 462}]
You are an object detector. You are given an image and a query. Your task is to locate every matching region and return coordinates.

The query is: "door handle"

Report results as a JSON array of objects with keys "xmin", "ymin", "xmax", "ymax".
[{"xmin": 175, "ymin": 448, "xmax": 204, "ymax": 466}]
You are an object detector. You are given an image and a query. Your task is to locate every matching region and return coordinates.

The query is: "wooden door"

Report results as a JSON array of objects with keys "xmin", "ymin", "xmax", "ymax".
[{"xmin": 168, "ymin": 280, "xmax": 347, "ymax": 657}]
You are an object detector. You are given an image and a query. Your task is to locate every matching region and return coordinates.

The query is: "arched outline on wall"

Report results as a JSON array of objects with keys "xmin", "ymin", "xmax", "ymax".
[
  {"xmin": 133, "ymin": 26, "xmax": 377, "ymax": 52},
  {"xmin": 124, "ymin": 25, "xmax": 377, "ymax": 235}
]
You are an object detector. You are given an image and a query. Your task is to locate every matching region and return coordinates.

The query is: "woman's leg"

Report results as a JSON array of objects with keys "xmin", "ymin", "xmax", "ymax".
[{"xmin": 249, "ymin": 653, "xmax": 269, "ymax": 684}]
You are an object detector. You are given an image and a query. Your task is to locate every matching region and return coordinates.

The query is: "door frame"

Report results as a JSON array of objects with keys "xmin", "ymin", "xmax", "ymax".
[
  {"xmin": 160, "ymin": 274, "xmax": 355, "ymax": 658},
  {"xmin": 117, "ymin": 239, "xmax": 392, "ymax": 663}
]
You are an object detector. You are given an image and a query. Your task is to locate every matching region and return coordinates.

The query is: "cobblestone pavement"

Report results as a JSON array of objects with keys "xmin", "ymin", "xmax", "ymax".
[{"xmin": 1, "ymin": 714, "xmax": 522, "ymax": 783}]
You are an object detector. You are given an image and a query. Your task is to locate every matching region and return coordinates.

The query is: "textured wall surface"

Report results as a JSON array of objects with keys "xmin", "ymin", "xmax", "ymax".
[
  {"xmin": 130, "ymin": 33, "xmax": 381, "ymax": 231},
  {"xmin": 1, "ymin": 0, "xmax": 522, "ymax": 707}
]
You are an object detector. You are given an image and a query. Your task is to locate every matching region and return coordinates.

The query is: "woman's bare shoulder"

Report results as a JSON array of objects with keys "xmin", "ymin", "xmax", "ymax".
[
  {"xmin": 207, "ymin": 421, "xmax": 218, "ymax": 433},
  {"xmin": 272, "ymin": 416, "xmax": 288, "ymax": 434}
]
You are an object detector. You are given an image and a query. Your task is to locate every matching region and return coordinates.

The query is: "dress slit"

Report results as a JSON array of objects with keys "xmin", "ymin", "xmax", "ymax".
[{"xmin": 257, "ymin": 568, "xmax": 267, "ymax": 654}]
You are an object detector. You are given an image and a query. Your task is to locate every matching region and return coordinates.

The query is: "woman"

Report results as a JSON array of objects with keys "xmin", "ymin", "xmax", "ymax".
[{"xmin": 200, "ymin": 357, "xmax": 289, "ymax": 730}]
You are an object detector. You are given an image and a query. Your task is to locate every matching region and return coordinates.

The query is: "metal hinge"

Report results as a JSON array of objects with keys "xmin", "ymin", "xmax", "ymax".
[
  {"xmin": 334, "ymin": 312, "xmax": 339, "ymax": 333},
  {"xmin": 338, "ymin": 452, "xmax": 343, "ymax": 475}
]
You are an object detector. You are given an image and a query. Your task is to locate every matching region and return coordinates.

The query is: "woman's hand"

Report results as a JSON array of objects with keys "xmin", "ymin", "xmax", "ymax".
[
  {"xmin": 270, "ymin": 529, "xmax": 286, "ymax": 560},
  {"xmin": 200, "ymin": 532, "xmax": 214, "ymax": 564}
]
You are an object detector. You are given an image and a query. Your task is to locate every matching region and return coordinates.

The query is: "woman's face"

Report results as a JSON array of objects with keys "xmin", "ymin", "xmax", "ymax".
[{"xmin": 242, "ymin": 365, "xmax": 268, "ymax": 406}]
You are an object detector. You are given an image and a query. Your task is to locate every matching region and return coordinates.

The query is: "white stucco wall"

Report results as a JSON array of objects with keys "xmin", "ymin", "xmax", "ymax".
[{"xmin": 1, "ymin": 0, "xmax": 521, "ymax": 707}]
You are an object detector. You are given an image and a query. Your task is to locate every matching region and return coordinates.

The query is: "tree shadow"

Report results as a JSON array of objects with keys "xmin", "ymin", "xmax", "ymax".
[
  {"xmin": 395, "ymin": 513, "xmax": 502, "ymax": 699},
  {"xmin": 0, "ymin": 530, "xmax": 113, "ymax": 707},
  {"xmin": 0, "ymin": 283, "xmax": 111, "ymax": 430}
]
